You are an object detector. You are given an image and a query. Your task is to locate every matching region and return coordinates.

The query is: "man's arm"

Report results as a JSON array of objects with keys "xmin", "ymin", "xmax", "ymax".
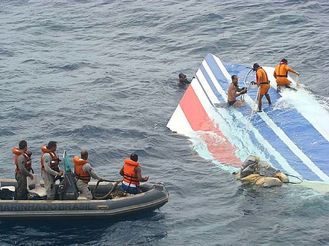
[
  {"xmin": 83, "ymin": 163, "xmax": 103, "ymax": 181},
  {"xmin": 135, "ymin": 167, "xmax": 149, "ymax": 182},
  {"xmin": 17, "ymin": 155, "xmax": 32, "ymax": 178},
  {"xmin": 256, "ymin": 70, "xmax": 260, "ymax": 85},
  {"xmin": 287, "ymin": 66, "xmax": 300, "ymax": 76}
]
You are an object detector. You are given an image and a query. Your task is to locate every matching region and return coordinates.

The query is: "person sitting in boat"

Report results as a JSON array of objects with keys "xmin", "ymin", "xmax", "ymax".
[
  {"xmin": 273, "ymin": 58, "xmax": 300, "ymax": 92},
  {"xmin": 253, "ymin": 63, "xmax": 272, "ymax": 112},
  {"xmin": 120, "ymin": 153, "xmax": 149, "ymax": 194},
  {"xmin": 234, "ymin": 155, "xmax": 288, "ymax": 187},
  {"xmin": 178, "ymin": 73, "xmax": 191, "ymax": 85},
  {"xmin": 73, "ymin": 150, "xmax": 104, "ymax": 199},
  {"xmin": 227, "ymin": 75, "xmax": 247, "ymax": 107},
  {"xmin": 12, "ymin": 140, "xmax": 34, "ymax": 200},
  {"xmin": 41, "ymin": 141, "xmax": 63, "ymax": 200}
]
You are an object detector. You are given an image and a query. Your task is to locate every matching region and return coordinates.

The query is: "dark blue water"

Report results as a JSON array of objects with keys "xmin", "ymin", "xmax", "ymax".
[{"xmin": 1, "ymin": 0, "xmax": 329, "ymax": 245}]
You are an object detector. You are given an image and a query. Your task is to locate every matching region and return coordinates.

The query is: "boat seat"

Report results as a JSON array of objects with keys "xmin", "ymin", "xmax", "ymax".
[
  {"xmin": 0, "ymin": 186, "xmax": 15, "ymax": 192},
  {"xmin": 27, "ymin": 175, "xmax": 47, "ymax": 198},
  {"xmin": 0, "ymin": 186, "xmax": 15, "ymax": 200}
]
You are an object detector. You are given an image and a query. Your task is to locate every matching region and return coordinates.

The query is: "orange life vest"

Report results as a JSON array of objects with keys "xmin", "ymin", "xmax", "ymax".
[
  {"xmin": 73, "ymin": 156, "xmax": 90, "ymax": 183},
  {"xmin": 12, "ymin": 147, "xmax": 32, "ymax": 173},
  {"xmin": 256, "ymin": 67, "xmax": 269, "ymax": 85},
  {"xmin": 274, "ymin": 63, "xmax": 288, "ymax": 78},
  {"xmin": 123, "ymin": 159, "xmax": 140, "ymax": 186},
  {"xmin": 40, "ymin": 145, "xmax": 60, "ymax": 172},
  {"xmin": 274, "ymin": 63, "xmax": 292, "ymax": 86}
]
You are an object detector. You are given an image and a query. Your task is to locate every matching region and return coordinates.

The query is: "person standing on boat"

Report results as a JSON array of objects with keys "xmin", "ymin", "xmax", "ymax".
[
  {"xmin": 41, "ymin": 141, "xmax": 63, "ymax": 200},
  {"xmin": 253, "ymin": 63, "xmax": 272, "ymax": 112},
  {"xmin": 73, "ymin": 150, "xmax": 104, "ymax": 199},
  {"xmin": 12, "ymin": 140, "xmax": 34, "ymax": 200},
  {"xmin": 227, "ymin": 75, "xmax": 247, "ymax": 107},
  {"xmin": 120, "ymin": 153, "xmax": 149, "ymax": 194},
  {"xmin": 274, "ymin": 58, "xmax": 300, "ymax": 92}
]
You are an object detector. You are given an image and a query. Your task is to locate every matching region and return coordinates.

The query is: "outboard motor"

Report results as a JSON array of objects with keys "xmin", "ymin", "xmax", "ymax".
[
  {"xmin": 58, "ymin": 171, "xmax": 79, "ymax": 200},
  {"xmin": 57, "ymin": 151, "xmax": 79, "ymax": 200}
]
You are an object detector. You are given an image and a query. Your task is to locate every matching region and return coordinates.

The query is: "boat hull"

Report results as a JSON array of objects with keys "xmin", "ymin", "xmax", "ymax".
[{"xmin": 0, "ymin": 179, "xmax": 169, "ymax": 220}]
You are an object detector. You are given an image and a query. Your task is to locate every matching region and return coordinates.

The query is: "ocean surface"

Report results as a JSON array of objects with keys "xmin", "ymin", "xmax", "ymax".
[{"xmin": 1, "ymin": 0, "xmax": 329, "ymax": 245}]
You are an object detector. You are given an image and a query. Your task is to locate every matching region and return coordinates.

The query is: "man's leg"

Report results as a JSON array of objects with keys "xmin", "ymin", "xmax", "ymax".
[
  {"xmin": 285, "ymin": 85, "xmax": 297, "ymax": 91},
  {"xmin": 42, "ymin": 172, "xmax": 56, "ymax": 200},
  {"xmin": 15, "ymin": 173, "xmax": 28, "ymax": 200},
  {"xmin": 233, "ymin": 100, "xmax": 245, "ymax": 107},
  {"xmin": 76, "ymin": 179, "xmax": 92, "ymax": 199},
  {"xmin": 265, "ymin": 94, "xmax": 271, "ymax": 105},
  {"xmin": 258, "ymin": 94, "xmax": 263, "ymax": 112}
]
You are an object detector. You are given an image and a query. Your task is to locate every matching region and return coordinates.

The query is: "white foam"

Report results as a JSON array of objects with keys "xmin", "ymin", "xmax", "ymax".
[{"xmin": 264, "ymin": 66, "xmax": 329, "ymax": 142}]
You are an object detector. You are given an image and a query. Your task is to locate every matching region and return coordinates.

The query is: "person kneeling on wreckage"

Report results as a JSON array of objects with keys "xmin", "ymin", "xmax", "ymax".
[
  {"xmin": 73, "ymin": 150, "xmax": 105, "ymax": 199},
  {"xmin": 227, "ymin": 75, "xmax": 248, "ymax": 107},
  {"xmin": 234, "ymin": 155, "xmax": 288, "ymax": 187}
]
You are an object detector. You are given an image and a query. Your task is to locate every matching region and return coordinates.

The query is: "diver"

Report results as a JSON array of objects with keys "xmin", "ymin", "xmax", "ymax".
[
  {"xmin": 40, "ymin": 141, "xmax": 63, "ymax": 200},
  {"xmin": 72, "ymin": 150, "xmax": 104, "ymax": 199},
  {"xmin": 178, "ymin": 72, "xmax": 191, "ymax": 85},
  {"xmin": 119, "ymin": 153, "xmax": 149, "ymax": 194},
  {"xmin": 274, "ymin": 58, "xmax": 300, "ymax": 92},
  {"xmin": 252, "ymin": 63, "xmax": 272, "ymax": 112},
  {"xmin": 227, "ymin": 75, "xmax": 247, "ymax": 107},
  {"xmin": 12, "ymin": 140, "xmax": 34, "ymax": 200}
]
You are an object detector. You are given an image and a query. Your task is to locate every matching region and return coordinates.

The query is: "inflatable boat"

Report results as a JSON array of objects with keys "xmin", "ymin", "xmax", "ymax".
[
  {"xmin": 0, "ymin": 178, "xmax": 169, "ymax": 220},
  {"xmin": 168, "ymin": 53, "xmax": 329, "ymax": 192}
]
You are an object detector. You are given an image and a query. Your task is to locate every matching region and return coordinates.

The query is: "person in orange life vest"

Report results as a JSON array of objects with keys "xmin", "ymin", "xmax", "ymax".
[
  {"xmin": 253, "ymin": 63, "xmax": 272, "ymax": 112},
  {"xmin": 73, "ymin": 150, "xmax": 104, "ymax": 199},
  {"xmin": 12, "ymin": 140, "xmax": 34, "ymax": 200},
  {"xmin": 274, "ymin": 58, "xmax": 300, "ymax": 92},
  {"xmin": 120, "ymin": 153, "xmax": 149, "ymax": 194},
  {"xmin": 227, "ymin": 75, "xmax": 247, "ymax": 107},
  {"xmin": 40, "ymin": 141, "xmax": 63, "ymax": 200}
]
